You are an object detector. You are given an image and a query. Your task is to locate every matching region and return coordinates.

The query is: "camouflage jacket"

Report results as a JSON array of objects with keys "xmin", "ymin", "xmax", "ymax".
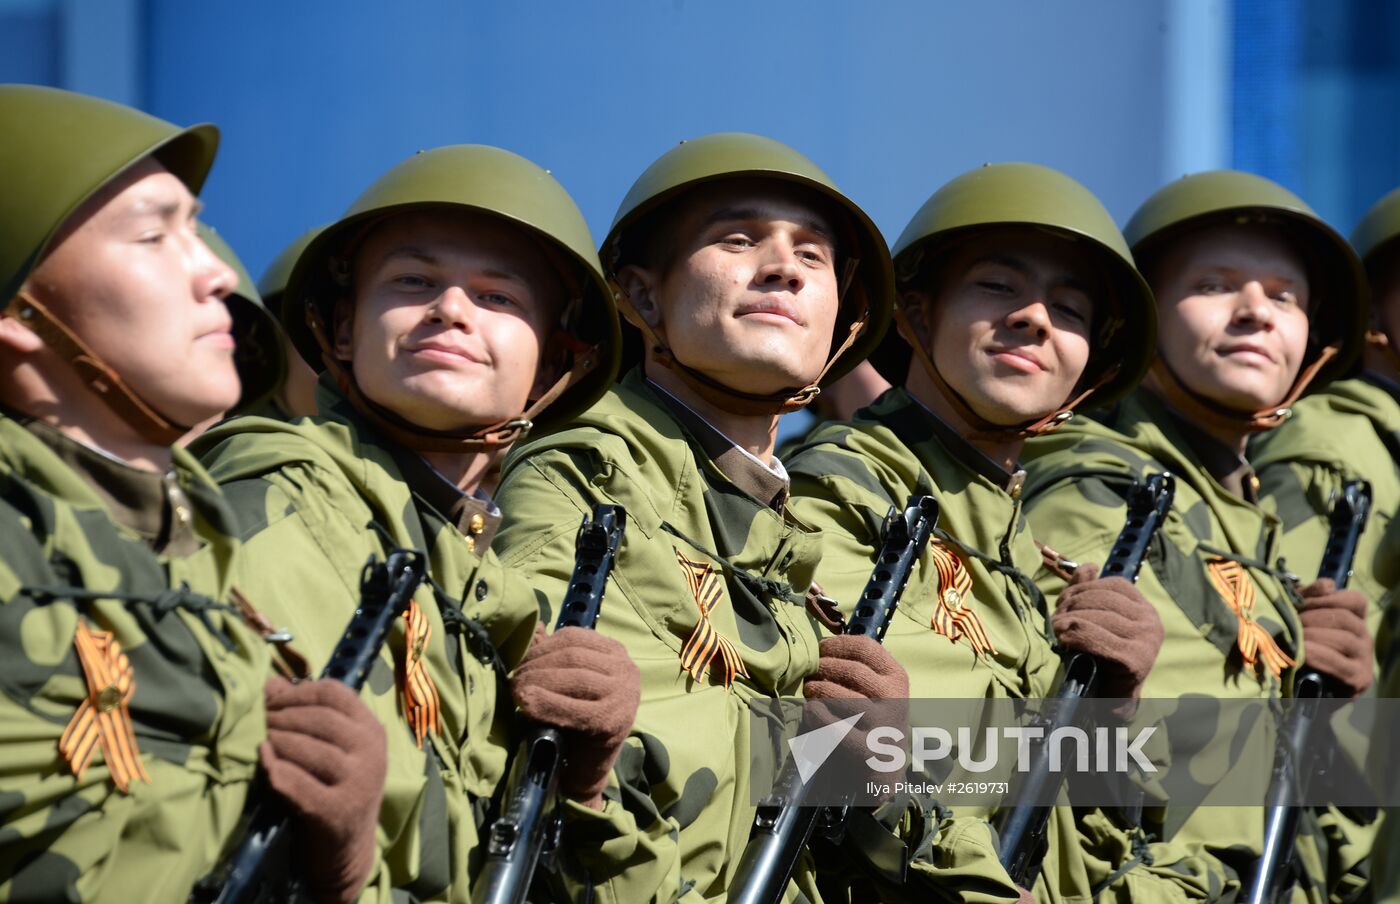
[
  {"xmin": 1021, "ymin": 388, "xmax": 1350, "ymax": 904},
  {"xmin": 0, "ymin": 411, "xmax": 269, "ymax": 902},
  {"xmin": 494, "ymin": 368, "xmax": 826, "ymax": 904},
  {"xmin": 1251, "ymin": 374, "xmax": 1400, "ymax": 642},
  {"xmin": 786, "ymin": 388, "xmax": 1222, "ymax": 904},
  {"xmin": 192, "ymin": 381, "xmax": 537, "ymax": 902}
]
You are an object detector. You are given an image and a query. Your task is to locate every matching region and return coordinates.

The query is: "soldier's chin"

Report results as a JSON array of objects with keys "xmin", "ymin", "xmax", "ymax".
[
  {"xmin": 960, "ymin": 386, "xmax": 1061, "ymax": 429},
  {"xmin": 1191, "ymin": 371, "xmax": 1286, "ymax": 415},
  {"xmin": 150, "ymin": 383, "xmax": 242, "ymax": 430}
]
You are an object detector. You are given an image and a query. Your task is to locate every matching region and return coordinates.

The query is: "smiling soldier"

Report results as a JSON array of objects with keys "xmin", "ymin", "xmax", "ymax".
[
  {"xmin": 1250, "ymin": 185, "xmax": 1400, "ymax": 635},
  {"xmin": 192, "ymin": 145, "xmax": 640, "ymax": 901},
  {"xmin": 1019, "ymin": 172, "xmax": 1374, "ymax": 903},
  {"xmin": 493, "ymin": 133, "xmax": 909, "ymax": 902},
  {"xmin": 785, "ymin": 163, "xmax": 1223, "ymax": 902}
]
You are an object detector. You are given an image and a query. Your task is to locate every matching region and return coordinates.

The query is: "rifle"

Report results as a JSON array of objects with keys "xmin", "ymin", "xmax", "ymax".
[
  {"xmin": 729, "ymin": 495, "xmax": 941, "ymax": 904},
  {"xmin": 192, "ymin": 549, "xmax": 428, "ymax": 904},
  {"xmin": 472, "ymin": 504, "xmax": 628, "ymax": 904},
  {"xmin": 997, "ymin": 472, "xmax": 1176, "ymax": 888},
  {"xmin": 1247, "ymin": 479, "xmax": 1372, "ymax": 904}
]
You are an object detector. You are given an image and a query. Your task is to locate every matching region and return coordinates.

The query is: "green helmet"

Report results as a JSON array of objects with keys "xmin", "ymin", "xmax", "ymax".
[
  {"xmin": 197, "ymin": 223, "xmax": 287, "ymax": 415},
  {"xmin": 884, "ymin": 162, "xmax": 1155, "ymax": 415},
  {"xmin": 284, "ymin": 144, "xmax": 620, "ymax": 436},
  {"xmin": 258, "ymin": 226, "xmax": 326, "ymax": 320},
  {"xmin": 602, "ymin": 132, "xmax": 894, "ymax": 391},
  {"xmin": 1125, "ymin": 170, "xmax": 1366, "ymax": 391},
  {"xmin": 0, "ymin": 84, "xmax": 218, "ymax": 301},
  {"xmin": 1352, "ymin": 185, "xmax": 1400, "ymax": 277}
]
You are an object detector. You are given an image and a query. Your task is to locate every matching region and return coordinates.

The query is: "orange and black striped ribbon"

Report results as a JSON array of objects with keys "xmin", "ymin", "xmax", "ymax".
[
  {"xmin": 928, "ymin": 541, "xmax": 996, "ymax": 657},
  {"xmin": 1206, "ymin": 558, "xmax": 1295, "ymax": 678},
  {"xmin": 59, "ymin": 620, "xmax": 152, "ymax": 793},
  {"xmin": 400, "ymin": 599, "xmax": 442, "ymax": 748},
  {"xmin": 675, "ymin": 550, "xmax": 749, "ymax": 689}
]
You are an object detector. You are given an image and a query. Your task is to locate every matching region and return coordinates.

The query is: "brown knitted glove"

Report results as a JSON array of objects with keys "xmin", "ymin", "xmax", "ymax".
[
  {"xmin": 803, "ymin": 634, "xmax": 910, "ymax": 701},
  {"xmin": 261, "ymin": 677, "xmax": 387, "ymax": 904},
  {"xmin": 1052, "ymin": 564, "xmax": 1164, "ymax": 713},
  {"xmin": 1297, "ymin": 578, "xmax": 1373, "ymax": 697},
  {"xmin": 512, "ymin": 625, "xmax": 641, "ymax": 810},
  {"xmin": 804, "ymin": 634, "xmax": 910, "ymax": 775}
]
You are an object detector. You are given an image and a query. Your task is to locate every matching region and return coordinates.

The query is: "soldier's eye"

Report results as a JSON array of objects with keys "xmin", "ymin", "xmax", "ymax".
[
  {"xmin": 977, "ymin": 280, "xmax": 1012, "ymax": 294},
  {"xmin": 1053, "ymin": 301, "xmax": 1087, "ymax": 323},
  {"xmin": 480, "ymin": 292, "xmax": 519, "ymax": 308}
]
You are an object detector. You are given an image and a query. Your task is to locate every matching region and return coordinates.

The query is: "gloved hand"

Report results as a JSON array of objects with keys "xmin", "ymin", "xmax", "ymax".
[
  {"xmin": 803, "ymin": 634, "xmax": 910, "ymax": 777},
  {"xmin": 1297, "ymin": 578, "xmax": 1373, "ymax": 697},
  {"xmin": 804, "ymin": 634, "xmax": 910, "ymax": 702},
  {"xmin": 262, "ymin": 677, "xmax": 387, "ymax": 904},
  {"xmin": 1051, "ymin": 564, "xmax": 1164, "ymax": 715},
  {"xmin": 512, "ymin": 625, "xmax": 641, "ymax": 810}
]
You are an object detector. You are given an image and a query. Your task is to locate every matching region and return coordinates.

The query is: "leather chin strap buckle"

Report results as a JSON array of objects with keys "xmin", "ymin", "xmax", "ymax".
[{"xmin": 787, "ymin": 385, "xmax": 822, "ymax": 407}]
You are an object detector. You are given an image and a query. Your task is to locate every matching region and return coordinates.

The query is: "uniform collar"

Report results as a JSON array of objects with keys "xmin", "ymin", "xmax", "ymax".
[
  {"xmin": 319, "ymin": 381, "xmax": 503, "ymax": 551},
  {"xmin": 386, "ymin": 436, "xmax": 501, "ymax": 552},
  {"xmin": 899, "ymin": 390, "xmax": 1026, "ymax": 497},
  {"xmin": 19, "ymin": 417, "xmax": 200, "ymax": 555},
  {"xmin": 645, "ymin": 377, "xmax": 790, "ymax": 512},
  {"xmin": 1150, "ymin": 392, "xmax": 1260, "ymax": 503}
]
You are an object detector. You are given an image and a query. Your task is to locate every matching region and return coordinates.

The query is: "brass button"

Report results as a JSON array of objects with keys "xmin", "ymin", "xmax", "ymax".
[
  {"xmin": 96, "ymin": 685, "xmax": 122, "ymax": 712},
  {"xmin": 468, "ymin": 513, "xmax": 486, "ymax": 534}
]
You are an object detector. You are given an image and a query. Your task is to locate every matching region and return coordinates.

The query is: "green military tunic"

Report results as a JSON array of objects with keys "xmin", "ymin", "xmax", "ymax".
[
  {"xmin": 191, "ymin": 381, "xmax": 537, "ymax": 902},
  {"xmin": 0, "ymin": 411, "xmax": 269, "ymax": 902},
  {"xmin": 1021, "ymin": 388, "xmax": 1354, "ymax": 904},
  {"xmin": 494, "ymin": 368, "xmax": 825, "ymax": 904},
  {"xmin": 1251, "ymin": 374, "xmax": 1400, "ymax": 641},
  {"xmin": 786, "ymin": 387, "xmax": 1220, "ymax": 904}
]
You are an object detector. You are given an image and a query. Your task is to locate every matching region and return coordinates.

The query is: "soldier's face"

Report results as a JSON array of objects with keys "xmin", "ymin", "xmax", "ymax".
[
  {"xmin": 21, "ymin": 158, "xmax": 242, "ymax": 425},
  {"xmin": 336, "ymin": 210, "xmax": 562, "ymax": 432},
  {"xmin": 908, "ymin": 230, "xmax": 1096, "ymax": 424},
  {"xmin": 620, "ymin": 183, "xmax": 841, "ymax": 395},
  {"xmin": 1149, "ymin": 225, "xmax": 1310, "ymax": 412}
]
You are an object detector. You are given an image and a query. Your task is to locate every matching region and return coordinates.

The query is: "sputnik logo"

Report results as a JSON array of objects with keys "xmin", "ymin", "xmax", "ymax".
[{"xmin": 788, "ymin": 712, "xmax": 863, "ymax": 784}]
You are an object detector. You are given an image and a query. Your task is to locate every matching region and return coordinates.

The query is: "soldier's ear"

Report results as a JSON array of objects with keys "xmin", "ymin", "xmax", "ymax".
[
  {"xmin": 900, "ymin": 289, "xmax": 935, "ymax": 353},
  {"xmin": 615, "ymin": 265, "xmax": 665, "ymax": 329},
  {"xmin": 331, "ymin": 298, "xmax": 355, "ymax": 362},
  {"xmin": 0, "ymin": 288, "xmax": 48, "ymax": 355}
]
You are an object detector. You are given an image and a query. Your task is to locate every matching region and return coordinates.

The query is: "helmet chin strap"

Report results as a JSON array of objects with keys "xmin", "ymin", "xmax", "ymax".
[
  {"xmin": 3, "ymin": 290, "xmax": 190, "ymax": 445},
  {"xmin": 304, "ymin": 299, "xmax": 599, "ymax": 453},
  {"xmin": 614, "ymin": 257, "xmax": 867, "ymax": 417},
  {"xmin": 1148, "ymin": 343, "xmax": 1339, "ymax": 434},
  {"xmin": 892, "ymin": 303, "xmax": 1115, "ymax": 442}
]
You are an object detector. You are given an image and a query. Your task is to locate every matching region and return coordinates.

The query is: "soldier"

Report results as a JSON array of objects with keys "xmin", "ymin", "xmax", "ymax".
[
  {"xmin": 1250, "ymin": 185, "xmax": 1400, "ymax": 631},
  {"xmin": 0, "ymin": 84, "xmax": 384, "ymax": 902},
  {"xmin": 191, "ymin": 144, "xmax": 640, "ymax": 901},
  {"xmin": 786, "ymin": 163, "xmax": 1216, "ymax": 902},
  {"xmin": 248, "ymin": 227, "xmax": 326, "ymax": 419},
  {"xmin": 492, "ymin": 132, "xmax": 909, "ymax": 902},
  {"xmin": 1019, "ymin": 171, "xmax": 1375, "ymax": 903}
]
